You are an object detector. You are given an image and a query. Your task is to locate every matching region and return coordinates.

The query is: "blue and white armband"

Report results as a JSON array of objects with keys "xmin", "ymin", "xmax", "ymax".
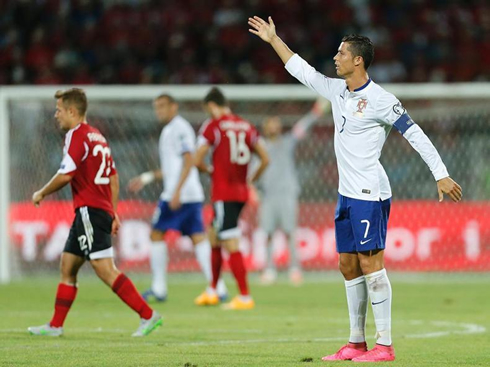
[{"xmin": 393, "ymin": 113, "xmax": 415, "ymax": 135}]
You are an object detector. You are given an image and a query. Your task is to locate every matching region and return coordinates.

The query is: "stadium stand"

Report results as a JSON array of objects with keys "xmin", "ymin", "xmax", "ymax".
[{"xmin": 0, "ymin": 0, "xmax": 489, "ymax": 85}]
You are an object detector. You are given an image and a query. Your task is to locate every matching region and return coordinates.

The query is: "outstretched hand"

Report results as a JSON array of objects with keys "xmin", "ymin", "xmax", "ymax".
[
  {"xmin": 248, "ymin": 16, "xmax": 277, "ymax": 43},
  {"xmin": 437, "ymin": 177, "xmax": 462, "ymax": 202}
]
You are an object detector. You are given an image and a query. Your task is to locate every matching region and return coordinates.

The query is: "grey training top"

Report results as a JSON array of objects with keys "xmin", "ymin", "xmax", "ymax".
[{"xmin": 259, "ymin": 133, "xmax": 300, "ymax": 198}]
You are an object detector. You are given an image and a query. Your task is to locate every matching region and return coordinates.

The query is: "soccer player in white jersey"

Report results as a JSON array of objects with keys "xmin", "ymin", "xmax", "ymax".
[
  {"xmin": 128, "ymin": 94, "xmax": 227, "ymax": 302},
  {"xmin": 249, "ymin": 16, "xmax": 462, "ymax": 362}
]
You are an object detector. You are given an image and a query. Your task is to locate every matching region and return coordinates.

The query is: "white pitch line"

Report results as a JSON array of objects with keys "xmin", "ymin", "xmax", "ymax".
[
  {"xmin": 164, "ymin": 321, "xmax": 487, "ymax": 346},
  {"xmin": 1, "ymin": 320, "xmax": 485, "ymax": 347}
]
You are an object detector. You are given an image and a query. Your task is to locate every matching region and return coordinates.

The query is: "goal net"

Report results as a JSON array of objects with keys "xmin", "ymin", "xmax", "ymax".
[{"xmin": 1, "ymin": 84, "xmax": 489, "ymax": 282}]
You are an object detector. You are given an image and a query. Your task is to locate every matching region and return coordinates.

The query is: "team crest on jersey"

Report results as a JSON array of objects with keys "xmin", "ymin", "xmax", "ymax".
[{"xmin": 355, "ymin": 98, "xmax": 368, "ymax": 117}]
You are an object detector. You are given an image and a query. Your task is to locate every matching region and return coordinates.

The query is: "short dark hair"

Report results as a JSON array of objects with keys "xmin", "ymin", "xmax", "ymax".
[
  {"xmin": 155, "ymin": 93, "xmax": 177, "ymax": 104},
  {"xmin": 341, "ymin": 34, "xmax": 375, "ymax": 70},
  {"xmin": 54, "ymin": 88, "xmax": 88, "ymax": 116},
  {"xmin": 203, "ymin": 87, "xmax": 228, "ymax": 106}
]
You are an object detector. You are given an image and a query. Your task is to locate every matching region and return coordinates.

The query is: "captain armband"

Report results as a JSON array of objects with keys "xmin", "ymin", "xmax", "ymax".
[{"xmin": 393, "ymin": 114, "xmax": 415, "ymax": 135}]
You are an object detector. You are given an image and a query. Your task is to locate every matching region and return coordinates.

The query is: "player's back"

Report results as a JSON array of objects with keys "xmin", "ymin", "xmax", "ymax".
[
  {"xmin": 200, "ymin": 114, "xmax": 259, "ymax": 203},
  {"xmin": 58, "ymin": 123, "xmax": 116, "ymax": 216}
]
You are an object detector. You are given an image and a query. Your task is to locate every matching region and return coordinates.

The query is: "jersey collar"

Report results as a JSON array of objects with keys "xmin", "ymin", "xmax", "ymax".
[
  {"xmin": 68, "ymin": 123, "xmax": 83, "ymax": 132},
  {"xmin": 346, "ymin": 78, "xmax": 372, "ymax": 93},
  {"xmin": 354, "ymin": 78, "xmax": 371, "ymax": 92}
]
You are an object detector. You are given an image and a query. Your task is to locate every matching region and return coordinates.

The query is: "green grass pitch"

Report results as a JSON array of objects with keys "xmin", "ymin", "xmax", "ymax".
[{"xmin": 1, "ymin": 273, "xmax": 489, "ymax": 366}]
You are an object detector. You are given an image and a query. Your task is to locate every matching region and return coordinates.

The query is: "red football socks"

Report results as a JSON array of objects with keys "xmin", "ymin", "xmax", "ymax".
[
  {"xmin": 211, "ymin": 247, "xmax": 223, "ymax": 289},
  {"xmin": 229, "ymin": 251, "xmax": 249, "ymax": 296},
  {"xmin": 50, "ymin": 283, "xmax": 78, "ymax": 328},
  {"xmin": 112, "ymin": 273, "xmax": 152, "ymax": 320}
]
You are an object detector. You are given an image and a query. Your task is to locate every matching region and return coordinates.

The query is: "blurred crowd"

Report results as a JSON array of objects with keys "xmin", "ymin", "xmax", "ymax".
[{"xmin": 1, "ymin": 0, "xmax": 489, "ymax": 85}]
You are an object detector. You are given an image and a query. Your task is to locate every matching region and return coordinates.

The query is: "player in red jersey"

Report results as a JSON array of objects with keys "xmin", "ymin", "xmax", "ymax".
[
  {"xmin": 28, "ymin": 88, "xmax": 162, "ymax": 337},
  {"xmin": 194, "ymin": 87, "xmax": 269, "ymax": 310}
]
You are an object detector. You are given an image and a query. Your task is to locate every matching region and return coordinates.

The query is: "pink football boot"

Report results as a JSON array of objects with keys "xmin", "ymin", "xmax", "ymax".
[
  {"xmin": 322, "ymin": 342, "xmax": 368, "ymax": 361},
  {"xmin": 352, "ymin": 344, "xmax": 395, "ymax": 362}
]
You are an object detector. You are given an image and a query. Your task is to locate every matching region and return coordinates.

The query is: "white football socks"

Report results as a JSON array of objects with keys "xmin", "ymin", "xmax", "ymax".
[
  {"xmin": 150, "ymin": 241, "xmax": 168, "ymax": 297},
  {"xmin": 365, "ymin": 268, "xmax": 392, "ymax": 346},
  {"xmin": 216, "ymin": 279, "xmax": 228, "ymax": 297},
  {"xmin": 195, "ymin": 239, "xmax": 227, "ymax": 297},
  {"xmin": 194, "ymin": 239, "xmax": 212, "ymax": 281},
  {"xmin": 345, "ymin": 275, "xmax": 368, "ymax": 343}
]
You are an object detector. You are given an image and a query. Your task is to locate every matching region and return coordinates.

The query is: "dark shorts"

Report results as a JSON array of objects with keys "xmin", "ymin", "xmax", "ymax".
[
  {"xmin": 335, "ymin": 194, "xmax": 391, "ymax": 253},
  {"xmin": 212, "ymin": 201, "xmax": 245, "ymax": 240},
  {"xmin": 64, "ymin": 206, "xmax": 114, "ymax": 260},
  {"xmin": 152, "ymin": 201, "xmax": 205, "ymax": 236}
]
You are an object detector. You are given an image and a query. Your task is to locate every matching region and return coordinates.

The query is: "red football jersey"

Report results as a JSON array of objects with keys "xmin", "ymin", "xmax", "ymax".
[
  {"xmin": 58, "ymin": 123, "xmax": 117, "ymax": 216},
  {"xmin": 199, "ymin": 114, "xmax": 259, "ymax": 202}
]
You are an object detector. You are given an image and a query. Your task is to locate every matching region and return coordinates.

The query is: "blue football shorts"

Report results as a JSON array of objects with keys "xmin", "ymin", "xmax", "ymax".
[
  {"xmin": 334, "ymin": 193, "xmax": 391, "ymax": 253},
  {"xmin": 152, "ymin": 200, "xmax": 204, "ymax": 236}
]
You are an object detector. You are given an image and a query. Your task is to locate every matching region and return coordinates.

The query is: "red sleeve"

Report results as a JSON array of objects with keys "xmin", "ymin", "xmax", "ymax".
[{"xmin": 58, "ymin": 129, "xmax": 88, "ymax": 176}]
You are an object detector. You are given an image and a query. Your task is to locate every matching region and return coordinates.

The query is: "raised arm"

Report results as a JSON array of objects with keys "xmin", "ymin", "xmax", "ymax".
[
  {"xmin": 249, "ymin": 16, "xmax": 337, "ymax": 100},
  {"xmin": 248, "ymin": 16, "xmax": 294, "ymax": 64},
  {"xmin": 292, "ymin": 98, "xmax": 331, "ymax": 140}
]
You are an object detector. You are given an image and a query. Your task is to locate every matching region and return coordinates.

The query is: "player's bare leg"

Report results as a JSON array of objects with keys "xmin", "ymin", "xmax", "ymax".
[
  {"xmin": 195, "ymin": 227, "xmax": 222, "ymax": 306},
  {"xmin": 353, "ymin": 250, "xmax": 395, "ymax": 362},
  {"xmin": 339, "ymin": 252, "xmax": 364, "ymax": 281},
  {"xmin": 191, "ymin": 232, "xmax": 228, "ymax": 301},
  {"xmin": 286, "ymin": 232, "xmax": 303, "ymax": 286},
  {"xmin": 60, "ymin": 252, "xmax": 86, "ymax": 284},
  {"xmin": 28, "ymin": 252, "xmax": 84, "ymax": 336},
  {"xmin": 323, "ymin": 253, "xmax": 368, "ymax": 360},
  {"xmin": 221, "ymin": 238, "xmax": 254, "ymax": 310},
  {"xmin": 261, "ymin": 233, "xmax": 277, "ymax": 285},
  {"xmin": 91, "ymin": 257, "xmax": 162, "ymax": 337},
  {"xmin": 90, "ymin": 257, "xmax": 121, "ymax": 286},
  {"xmin": 142, "ymin": 229, "xmax": 168, "ymax": 302}
]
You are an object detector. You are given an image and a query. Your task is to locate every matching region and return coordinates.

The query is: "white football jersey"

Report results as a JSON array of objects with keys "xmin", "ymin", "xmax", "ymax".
[
  {"xmin": 286, "ymin": 54, "xmax": 448, "ymax": 201},
  {"xmin": 159, "ymin": 115, "xmax": 204, "ymax": 203}
]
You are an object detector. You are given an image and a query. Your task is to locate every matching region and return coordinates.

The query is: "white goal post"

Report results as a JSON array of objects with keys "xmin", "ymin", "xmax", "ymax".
[{"xmin": 1, "ymin": 83, "xmax": 489, "ymax": 284}]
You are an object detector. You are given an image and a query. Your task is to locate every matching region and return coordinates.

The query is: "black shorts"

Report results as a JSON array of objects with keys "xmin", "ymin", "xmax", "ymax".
[
  {"xmin": 212, "ymin": 201, "xmax": 245, "ymax": 240},
  {"xmin": 64, "ymin": 206, "xmax": 114, "ymax": 260}
]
